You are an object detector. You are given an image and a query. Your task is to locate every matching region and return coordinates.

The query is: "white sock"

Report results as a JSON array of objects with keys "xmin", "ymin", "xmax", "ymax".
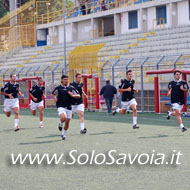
[
  {"xmin": 116, "ymin": 108, "xmax": 121, "ymax": 113},
  {"xmin": 14, "ymin": 119, "xmax": 19, "ymax": 128},
  {"xmin": 80, "ymin": 123, "xmax": 84, "ymax": 130},
  {"xmin": 40, "ymin": 121, "xmax": 43, "ymax": 126},
  {"xmin": 168, "ymin": 111, "xmax": 172, "ymax": 116},
  {"xmin": 133, "ymin": 117, "xmax": 137, "ymax": 125},
  {"xmin": 62, "ymin": 129, "xmax": 67, "ymax": 136},
  {"xmin": 179, "ymin": 124, "xmax": 184, "ymax": 129}
]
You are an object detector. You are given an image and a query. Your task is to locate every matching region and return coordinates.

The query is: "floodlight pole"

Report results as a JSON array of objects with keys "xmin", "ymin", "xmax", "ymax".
[{"xmin": 63, "ymin": 0, "xmax": 67, "ymax": 74}]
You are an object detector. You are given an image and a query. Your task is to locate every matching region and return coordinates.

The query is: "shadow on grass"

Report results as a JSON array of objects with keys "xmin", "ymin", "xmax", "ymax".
[
  {"xmin": 19, "ymin": 139, "xmax": 61, "ymax": 145},
  {"xmin": 138, "ymin": 134, "xmax": 169, "ymax": 139},
  {"xmin": 36, "ymin": 134, "xmax": 60, "ymax": 139},
  {"xmin": 89, "ymin": 131, "xmax": 114, "ymax": 136}
]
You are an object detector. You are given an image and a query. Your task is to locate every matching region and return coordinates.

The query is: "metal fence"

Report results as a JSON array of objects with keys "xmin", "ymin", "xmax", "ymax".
[{"xmin": 0, "ymin": 53, "xmax": 190, "ymax": 112}]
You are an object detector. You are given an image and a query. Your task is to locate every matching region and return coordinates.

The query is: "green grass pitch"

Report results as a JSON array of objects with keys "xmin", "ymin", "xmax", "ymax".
[{"xmin": 0, "ymin": 109, "xmax": 190, "ymax": 190}]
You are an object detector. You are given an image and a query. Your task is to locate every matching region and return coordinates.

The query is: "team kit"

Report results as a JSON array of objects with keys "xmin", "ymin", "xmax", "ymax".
[{"xmin": 0, "ymin": 70, "xmax": 189, "ymax": 140}]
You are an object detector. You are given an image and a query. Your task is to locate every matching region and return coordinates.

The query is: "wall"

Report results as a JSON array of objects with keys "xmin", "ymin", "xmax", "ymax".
[
  {"xmin": 77, "ymin": 19, "xmax": 92, "ymax": 41},
  {"xmin": 177, "ymin": 0, "xmax": 190, "ymax": 25},
  {"xmin": 58, "ymin": 23, "xmax": 72, "ymax": 43}
]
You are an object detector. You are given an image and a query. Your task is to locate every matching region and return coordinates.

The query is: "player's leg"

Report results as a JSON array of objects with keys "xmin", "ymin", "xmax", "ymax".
[
  {"xmin": 38, "ymin": 106, "xmax": 44, "ymax": 128},
  {"xmin": 175, "ymin": 109, "xmax": 187, "ymax": 132},
  {"xmin": 13, "ymin": 107, "xmax": 20, "ymax": 132},
  {"xmin": 113, "ymin": 101, "xmax": 127, "ymax": 115},
  {"xmin": 130, "ymin": 103, "xmax": 139, "ymax": 129},
  {"xmin": 3, "ymin": 99, "xmax": 11, "ymax": 117},
  {"xmin": 30, "ymin": 101, "xmax": 37, "ymax": 116},
  {"xmin": 57, "ymin": 108, "xmax": 67, "ymax": 131},
  {"xmin": 61, "ymin": 118, "xmax": 70, "ymax": 140},
  {"xmin": 61, "ymin": 110, "xmax": 72, "ymax": 140},
  {"xmin": 76, "ymin": 104, "xmax": 87, "ymax": 134},
  {"xmin": 129, "ymin": 99, "xmax": 139, "ymax": 129}
]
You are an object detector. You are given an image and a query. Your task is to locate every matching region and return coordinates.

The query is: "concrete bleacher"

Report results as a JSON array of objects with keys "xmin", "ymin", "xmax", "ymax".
[{"xmin": 1, "ymin": 25, "xmax": 190, "ymax": 71}]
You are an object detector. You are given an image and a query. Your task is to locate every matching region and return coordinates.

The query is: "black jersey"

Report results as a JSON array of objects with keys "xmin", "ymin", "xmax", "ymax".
[
  {"xmin": 1, "ymin": 82, "xmax": 20, "ymax": 99},
  {"xmin": 119, "ymin": 79, "xmax": 135, "ymax": 101},
  {"xmin": 52, "ymin": 85, "xmax": 72, "ymax": 110},
  {"xmin": 168, "ymin": 80, "xmax": 189, "ymax": 105},
  {"xmin": 30, "ymin": 85, "xmax": 45, "ymax": 103},
  {"xmin": 70, "ymin": 81, "xmax": 83, "ymax": 105}
]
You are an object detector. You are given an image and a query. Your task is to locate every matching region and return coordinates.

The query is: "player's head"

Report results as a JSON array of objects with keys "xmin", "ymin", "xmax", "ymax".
[
  {"xmin": 75, "ymin": 73, "xmax": 82, "ymax": 83},
  {"xmin": 106, "ymin": 80, "xmax": 110, "ymax": 85},
  {"xmin": 10, "ymin": 73, "xmax": 17, "ymax": 82},
  {"xmin": 38, "ymin": 77, "xmax": 43, "ymax": 86},
  {"xmin": 126, "ymin": 70, "xmax": 132, "ymax": 80},
  {"xmin": 174, "ymin": 70, "xmax": 181, "ymax": 81},
  {"xmin": 61, "ymin": 75, "xmax": 69, "ymax": 85}
]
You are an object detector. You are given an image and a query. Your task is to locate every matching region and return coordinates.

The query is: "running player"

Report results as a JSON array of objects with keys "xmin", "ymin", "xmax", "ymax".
[
  {"xmin": 0, "ymin": 74, "xmax": 24, "ymax": 131},
  {"xmin": 52, "ymin": 75, "xmax": 80, "ymax": 140},
  {"xmin": 70, "ymin": 73, "xmax": 87, "ymax": 134},
  {"xmin": 29, "ymin": 77, "xmax": 45, "ymax": 128},
  {"xmin": 167, "ymin": 70, "xmax": 189, "ymax": 132},
  {"xmin": 113, "ymin": 70, "xmax": 139, "ymax": 129}
]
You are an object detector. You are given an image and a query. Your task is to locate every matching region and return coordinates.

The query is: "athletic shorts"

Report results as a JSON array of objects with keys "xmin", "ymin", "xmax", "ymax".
[
  {"xmin": 172, "ymin": 103, "xmax": 183, "ymax": 111},
  {"xmin": 121, "ymin": 99, "xmax": 137, "ymax": 110},
  {"xmin": 30, "ymin": 100, "xmax": 44, "ymax": 111},
  {"xmin": 72, "ymin": 104, "xmax": 84, "ymax": 114},
  {"xmin": 4, "ymin": 98, "xmax": 19, "ymax": 112},
  {"xmin": 57, "ymin": 107, "xmax": 72, "ymax": 119}
]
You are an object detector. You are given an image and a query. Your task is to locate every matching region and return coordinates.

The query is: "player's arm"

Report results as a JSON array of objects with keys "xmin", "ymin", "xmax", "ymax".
[
  {"xmin": 18, "ymin": 90, "xmax": 24, "ymax": 98},
  {"xmin": 29, "ymin": 87, "xmax": 37, "ymax": 101},
  {"xmin": 132, "ymin": 81, "xmax": 138, "ymax": 93},
  {"xmin": 51, "ymin": 87, "xmax": 58, "ymax": 103},
  {"xmin": 1, "ymin": 85, "xmax": 14, "ymax": 99},
  {"xmin": 43, "ymin": 88, "xmax": 46, "ymax": 99},
  {"xmin": 68, "ymin": 91, "xmax": 80, "ymax": 98},
  {"xmin": 180, "ymin": 81, "xmax": 189, "ymax": 92},
  {"xmin": 82, "ymin": 90, "xmax": 88, "ymax": 98},
  {"xmin": 167, "ymin": 82, "xmax": 172, "ymax": 96},
  {"xmin": 118, "ymin": 87, "xmax": 132, "ymax": 93}
]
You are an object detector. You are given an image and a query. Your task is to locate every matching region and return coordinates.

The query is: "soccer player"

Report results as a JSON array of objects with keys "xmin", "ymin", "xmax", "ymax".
[
  {"xmin": 52, "ymin": 75, "xmax": 80, "ymax": 140},
  {"xmin": 70, "ymin": 73, "xmax": 88, "ymax": 134},
  {"xmin": 0, "ymin": 74, "xmax": 24, "ymax": 131},
  {"xmin": 113, "ymin": 70, "xmax": 139, "ymax": 129},
  {"xmin": 167, "ymin": 70, "xmax": 189, "ymax": 132},
  {"xmin": 29, "ymin": 77, "xmax": 45, "ymax": 128}
]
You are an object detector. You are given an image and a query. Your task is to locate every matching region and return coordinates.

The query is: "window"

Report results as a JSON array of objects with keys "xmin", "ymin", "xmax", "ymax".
[
  {"xmin": 128, "ymin": 11, "xmax": 138, "ymax": 29},
  {"xmin": 156, "ymin": 5, "xmax": 167, "ymax": 25}
]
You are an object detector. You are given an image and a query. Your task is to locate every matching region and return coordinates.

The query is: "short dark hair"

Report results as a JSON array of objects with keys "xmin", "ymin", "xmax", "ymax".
[
  {"xmin": 106, "ymin": 80, "xmax": 110, "ymax": 84},
  {"xmin": 10, "ymin": 73, "xmax": 16, "ymax": 78},
  {"xmin": 75, "ymin": 73, "xmax": 82, "ymax": 78},
  {"xmin": 61, "ymin": 75, "xmax": 68, "ymax": 80},
  {"xmin": 38, "ymin": 77, "xmax": 43, "ymax": 81},
  {"xmin": 126, "ymin": 70, "xmax": 132, "ymax": 75},
  {"xmin": 174, "ymin": 70, "xmax": 181, "ymax": 75}
]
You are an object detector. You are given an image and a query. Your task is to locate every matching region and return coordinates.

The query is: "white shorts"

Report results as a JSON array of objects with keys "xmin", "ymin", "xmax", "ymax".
[
  {"xmin": 4, "ymin": 98, "xmax": 19, "ymax": 112},
  {"xmin": 30, "ymin": 100, "xmax": 44, "ymax": 111},
  {"xmin": 172, "ymin": 103, "xmax": 183, "ymax": 111},
  {"xmin": 121, "ymin": 99, "xmax": 137, "ymax": 110},
  {"xmin": 57, "ymin": 107, "xmax": 72, "ymax": 119},
  {"xmin": 72, "ymin": 104, "xmax": 84, "ymax": 114}
]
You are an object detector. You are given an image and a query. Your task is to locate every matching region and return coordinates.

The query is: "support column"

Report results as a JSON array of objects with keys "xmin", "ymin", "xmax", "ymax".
[
  {"xmin": 114, "ymin": 14, "xmax": 121, "ymax": 36},
  {"xmin": 182, "ymin": 74, "xmax": 187, "ymax": 112},
  {"xmin": 95, "ymin": 77, "xmax": 100, "ymax": 109},
  {"xmin": 83, "ymin": 77, "xmax": 88, "ymax": 109},
  {"xmin": 154, "ymin": 76, "xmax": 159, "ymax": 113}
]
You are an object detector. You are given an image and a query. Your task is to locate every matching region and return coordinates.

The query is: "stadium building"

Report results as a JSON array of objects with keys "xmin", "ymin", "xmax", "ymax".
[{"xmin": 0, "ymin": 0, "xmax": 190, "ymax": 112}]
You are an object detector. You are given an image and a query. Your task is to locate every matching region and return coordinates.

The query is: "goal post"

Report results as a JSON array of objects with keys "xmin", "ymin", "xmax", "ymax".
[{"xmin": 3, "ymin": 77, "xmax": 46, "ymax": 109}]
